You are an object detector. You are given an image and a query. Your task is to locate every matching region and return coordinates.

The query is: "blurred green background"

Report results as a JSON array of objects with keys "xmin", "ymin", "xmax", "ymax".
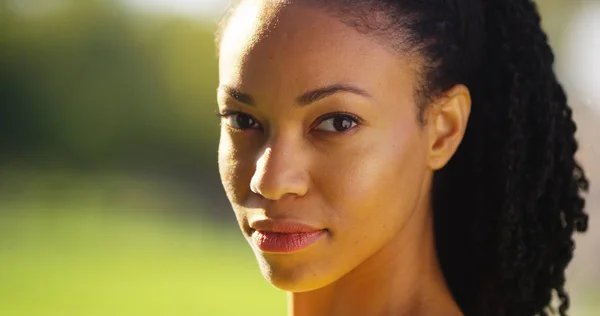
[{"xmin": 0, "ymin": 0, "xmax": 598, "ymax": 315}]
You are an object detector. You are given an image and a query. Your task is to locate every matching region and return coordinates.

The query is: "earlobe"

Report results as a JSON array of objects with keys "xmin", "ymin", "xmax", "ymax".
[{"xmin": 427, "ymin": 84, "xmax": 472, "ymax": 170}]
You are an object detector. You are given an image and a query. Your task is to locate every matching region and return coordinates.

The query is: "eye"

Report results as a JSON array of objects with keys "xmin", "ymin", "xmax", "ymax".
[
  {"xmin": 314, "ymin": 113, "xmax": 359, "ymax": 133},
  {"xmin": 218, "ymin": 111, "xmax": 261, "ymax": 130}
]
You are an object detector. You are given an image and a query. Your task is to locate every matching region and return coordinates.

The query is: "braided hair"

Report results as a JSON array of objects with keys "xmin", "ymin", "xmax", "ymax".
[{"xmin": 217, "ymin": 0, "xmax": 590, "ymax": 315}]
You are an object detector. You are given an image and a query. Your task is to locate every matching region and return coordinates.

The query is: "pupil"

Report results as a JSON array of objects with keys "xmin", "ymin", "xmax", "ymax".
[
  {"xmin": 333, "ymin": 117, "xmax": 352, "ymax": 131},
  {"xmin": 236, "ymin": 114, "xmax": 254, "ymax": 128}
]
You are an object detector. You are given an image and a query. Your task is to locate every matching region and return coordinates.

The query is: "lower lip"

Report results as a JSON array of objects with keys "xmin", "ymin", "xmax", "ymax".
[{"xmin": 252, "ymin": 230, "xmax": 325, "ymax": 253}]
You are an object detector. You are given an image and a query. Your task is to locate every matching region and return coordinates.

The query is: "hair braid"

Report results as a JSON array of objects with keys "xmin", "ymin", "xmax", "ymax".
[{"xmin": 463, "ymin": 1, "xmax": 589, "ymax": 314}]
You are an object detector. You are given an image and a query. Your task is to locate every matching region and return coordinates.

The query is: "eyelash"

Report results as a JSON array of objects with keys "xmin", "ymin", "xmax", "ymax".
[
  {"xmin": 216, "ymin": 110, "xmax": 260, "ymax": 128},
  {"xmin": 215, "ymin": 110, "xmax": 362, "ymax": 134}
]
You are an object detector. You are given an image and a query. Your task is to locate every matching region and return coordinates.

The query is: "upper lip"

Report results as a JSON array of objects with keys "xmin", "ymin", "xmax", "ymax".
[{"xmin": 249, "ymin": 218, "xmax": 324, "ymax": 233}]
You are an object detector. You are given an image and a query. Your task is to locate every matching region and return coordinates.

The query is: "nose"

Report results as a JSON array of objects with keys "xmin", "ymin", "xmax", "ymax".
[{"xmin": 250, "ymin": 142, "xmax": 309, "ymax": 201}]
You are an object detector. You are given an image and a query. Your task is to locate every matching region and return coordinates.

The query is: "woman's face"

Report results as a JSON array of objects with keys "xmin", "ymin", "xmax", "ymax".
[{"xmin": 217, "ymin": 1, "xmax": 434, "ymax": 292}]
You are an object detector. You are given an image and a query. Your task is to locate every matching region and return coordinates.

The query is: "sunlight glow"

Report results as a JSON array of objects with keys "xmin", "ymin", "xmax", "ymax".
[
  {"xmin": 562, "ymin": 2, "xmax": 600, "ymax": 113},
  {"xmin": 123, "ymin": 0, "xmax": 230, "ymax": 18}
]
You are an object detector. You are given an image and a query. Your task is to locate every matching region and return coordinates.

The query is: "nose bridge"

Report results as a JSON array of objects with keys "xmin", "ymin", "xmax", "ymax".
[{"xmin": 251, "ymin": 135, "xmax": 308, "ymax": 200}]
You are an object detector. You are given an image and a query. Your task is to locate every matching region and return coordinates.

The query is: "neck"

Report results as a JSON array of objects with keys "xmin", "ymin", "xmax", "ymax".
[{"xmin": 287, "ymin": 200, "xmax": 462, "ymax": 316}]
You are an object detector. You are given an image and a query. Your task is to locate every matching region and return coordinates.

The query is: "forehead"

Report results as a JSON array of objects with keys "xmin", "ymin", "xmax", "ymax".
[{"xmin": 218, "ymin": 0, "xmax": 417, "ymax": 104}]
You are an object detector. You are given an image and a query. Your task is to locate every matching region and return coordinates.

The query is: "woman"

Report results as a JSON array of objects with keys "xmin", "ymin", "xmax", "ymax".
[{"xmin": 214, "ymin": 0, "xmax": 589, "ymax": 315}]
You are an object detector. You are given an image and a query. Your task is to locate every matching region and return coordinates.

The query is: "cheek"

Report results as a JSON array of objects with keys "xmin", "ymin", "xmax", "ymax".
[
  {"xmin": 314, "ymin": 124, "xmax": 429, "ymax": 238},
  {"xmin": 218, "ymin": 130, "xmax": 257, "ymax": 205}
]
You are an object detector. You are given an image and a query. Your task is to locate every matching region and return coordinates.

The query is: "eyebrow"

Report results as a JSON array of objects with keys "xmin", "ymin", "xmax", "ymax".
[{"xmin": 219, "ymin": 83, "xmax": 372, "ymax": 106}]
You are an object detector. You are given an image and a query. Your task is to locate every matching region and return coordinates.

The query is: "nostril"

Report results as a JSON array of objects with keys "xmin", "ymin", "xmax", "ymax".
[{"xmin": 249, "ymin": 146, "xmax": 309, "ymax": 200}]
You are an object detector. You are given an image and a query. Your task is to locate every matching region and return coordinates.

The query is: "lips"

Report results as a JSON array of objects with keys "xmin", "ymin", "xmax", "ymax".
[{"xmin": 249, "ymin": 219, "xmax": 326, "ymax": 253}]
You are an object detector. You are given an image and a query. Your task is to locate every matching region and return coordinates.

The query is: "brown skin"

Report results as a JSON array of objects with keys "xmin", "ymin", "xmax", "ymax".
[{"xmin": 217, "ymin": 1, "xmax": 470, "ymax": 315}]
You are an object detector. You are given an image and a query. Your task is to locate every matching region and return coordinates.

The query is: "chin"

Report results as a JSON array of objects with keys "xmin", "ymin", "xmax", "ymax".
[{"xmin": 254, "ymin": 252, "xmax": 337, "ymax": 293}]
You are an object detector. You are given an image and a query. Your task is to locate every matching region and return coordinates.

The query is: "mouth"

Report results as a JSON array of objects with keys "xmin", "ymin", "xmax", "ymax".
[{"xmin": 249, "ymin": 219, "xmax": 327, "ymax": 253}]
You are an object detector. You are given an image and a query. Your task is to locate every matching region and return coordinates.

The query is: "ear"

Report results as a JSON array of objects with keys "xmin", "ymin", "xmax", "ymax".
[{"xmin": 425, "ymin": 84, "xmax": 472, "ymax": 170}]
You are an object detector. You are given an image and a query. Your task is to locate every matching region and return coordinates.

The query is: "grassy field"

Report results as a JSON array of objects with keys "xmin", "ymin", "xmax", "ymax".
[
  {"xmin": 0, "ymin": 208, "xmax": 286, "ymax": 316},
  {"xmin": 0, "ymin": 172, "xmax": 285, "ymax": 316}
]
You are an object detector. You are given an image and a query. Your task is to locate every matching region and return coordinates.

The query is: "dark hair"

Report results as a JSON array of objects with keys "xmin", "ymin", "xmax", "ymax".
[{"xmin": 217, "ymin": 1, "xmax": 590, "ymax": 315}]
